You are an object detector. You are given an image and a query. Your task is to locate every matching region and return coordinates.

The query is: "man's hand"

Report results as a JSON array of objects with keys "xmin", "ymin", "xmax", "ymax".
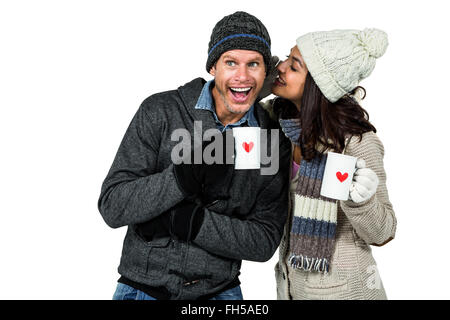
[
  {"xmin": 169, "ymin": 199, "xmax": 205, "ymax": 241},
  {"xmin": 173, "ymin": 130, "xmax": 235, "ymax": 205},
  {"xmin": 135, "ymin": 199, "xmax": 204, "ymax": 242}
]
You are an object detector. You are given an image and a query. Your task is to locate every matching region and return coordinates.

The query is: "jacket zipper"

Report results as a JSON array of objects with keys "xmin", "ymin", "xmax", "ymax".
[{"xmin": 169, "ymin": 210, "xmax": 175, "ymax": 243}]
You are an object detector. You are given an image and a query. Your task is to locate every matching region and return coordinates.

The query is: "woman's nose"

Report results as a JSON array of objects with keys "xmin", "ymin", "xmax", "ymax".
[{"xmin": 277, "ymin": 59, "xmax": 288, "ymax": 73}]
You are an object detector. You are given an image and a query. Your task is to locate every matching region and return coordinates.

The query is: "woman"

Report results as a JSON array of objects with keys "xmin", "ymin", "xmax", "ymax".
[{"xmin": 265, "ymin": 29, "xmax": 397, "ymax": 300}]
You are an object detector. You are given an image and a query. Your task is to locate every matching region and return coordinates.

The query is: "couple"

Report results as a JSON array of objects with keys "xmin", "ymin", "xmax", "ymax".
[{"xmin": 98, "ymin": 11, "xmax": 396, "ymax": 300}]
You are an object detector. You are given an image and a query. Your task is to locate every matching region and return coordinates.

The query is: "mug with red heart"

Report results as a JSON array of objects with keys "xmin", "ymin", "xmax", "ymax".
[
  {"xmin": 320, "ymin": 152, "xmax": 357, "ymax": 200},
  {"xmin": 232, "ymin": 127, "xmax": 261, "ymax": 170}
]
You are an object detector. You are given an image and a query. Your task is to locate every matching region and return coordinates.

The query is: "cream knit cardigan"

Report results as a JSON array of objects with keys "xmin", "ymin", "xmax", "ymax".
[{"xmin": 275, "ymin": 131, "xmax": 397, "ymax": 300}]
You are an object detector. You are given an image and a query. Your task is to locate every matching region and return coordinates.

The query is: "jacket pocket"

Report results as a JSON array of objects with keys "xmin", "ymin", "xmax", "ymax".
[
  {"xmin": 144, "ymin": 237, "xmax": 171, "ymax": 279},
  {"xmin": 303, "ymin": 275, "xmax": 348, "ymax": 291},
  {"xmin": 302, "ymin": 278, "xmax": 349, "ymax": 300},
  {"xmin": 127, "ymin": 227, "xmax": 171, "ymax": 279},
  {"xmin": 289, "ymin": 241, "xmax": 350, "ymax": 299}
]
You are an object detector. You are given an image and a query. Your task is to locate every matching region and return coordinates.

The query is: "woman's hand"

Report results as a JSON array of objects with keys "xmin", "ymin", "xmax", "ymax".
[
  {"xmin": 258, "ymin": 56, "xmax": 280, "ymax": 100},
  {"xmin": 349, "ymin": 159, "xmax": 379, "ymax": 203}
]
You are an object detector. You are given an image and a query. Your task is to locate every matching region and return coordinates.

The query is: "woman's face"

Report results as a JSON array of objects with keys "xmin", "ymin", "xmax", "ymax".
[{"xmin": 271, "ymin": 45, "xmax": 308, "ymax": 110}]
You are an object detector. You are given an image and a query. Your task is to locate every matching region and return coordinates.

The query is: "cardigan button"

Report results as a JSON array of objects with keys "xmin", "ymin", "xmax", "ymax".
[{"xmin": 282, "ymin": 273, "xmax": 286, "ymax": 280}]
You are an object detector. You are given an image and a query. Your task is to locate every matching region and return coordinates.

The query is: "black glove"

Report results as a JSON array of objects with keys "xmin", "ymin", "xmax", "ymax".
[
  {"xmin": 173, "ymin": 129, "xmax": 235, "ymax": 205},
  {"xmin": 169, "ymin": 199, "xmax": 205, "ymax": 242},
  {"xmin": 258, "ymin": 56, "xmax": 280, "ymax": 100},
  {"xmin": 134, "ymin": 212, "xmax": 171, "ymax": 242},
  {"xmin": 134, "ymin": 199, "xmax": 205, "ymax": 242}
]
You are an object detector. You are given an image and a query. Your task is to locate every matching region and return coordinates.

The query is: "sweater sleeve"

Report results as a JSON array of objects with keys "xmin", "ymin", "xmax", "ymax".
[
  {"xmin": 192, "ymin": 138, "xmax": 291, "ymax": 262},
  {"xmin": 339, "ymin": 132, "xmax": 397, "ymax": 246},
  {"xmin": 97, "ymin": 99, "xmax": 184, "ymax": 229}
]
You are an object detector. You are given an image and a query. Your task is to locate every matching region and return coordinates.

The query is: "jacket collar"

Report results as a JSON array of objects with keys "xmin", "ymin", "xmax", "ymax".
[{"xmin": 177, "ymin": 77, "xmax": 272, "ymax": 130}]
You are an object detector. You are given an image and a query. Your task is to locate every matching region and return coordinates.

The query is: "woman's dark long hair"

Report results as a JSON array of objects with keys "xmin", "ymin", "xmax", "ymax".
[{"xmin": 276, "ymin": 72, "xmax": 376, "ymax": 161}]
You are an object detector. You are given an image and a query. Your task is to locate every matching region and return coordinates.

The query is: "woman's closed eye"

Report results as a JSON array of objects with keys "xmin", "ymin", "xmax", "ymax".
[{"xmin": 286, "ymin": 55, "xmax": 297, "ymax": 71}]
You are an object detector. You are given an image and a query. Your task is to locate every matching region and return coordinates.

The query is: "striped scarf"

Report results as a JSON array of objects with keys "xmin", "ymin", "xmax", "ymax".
[{"xmin": 279, "ymin": 118, "xmax": 338, "ymax": 273}]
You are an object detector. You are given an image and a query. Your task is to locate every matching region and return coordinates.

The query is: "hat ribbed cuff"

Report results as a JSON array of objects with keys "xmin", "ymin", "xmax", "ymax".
[
  {"xmin": 206, "ymin": 36, "xmax": 271, "ymax": 74},
  {"xmin": 296, "ymin": 34, "xmax": 347, "ymax": 103},
  {"xmin": 208, "ymin": 33, "xmax": 270, "ymax": 56}
]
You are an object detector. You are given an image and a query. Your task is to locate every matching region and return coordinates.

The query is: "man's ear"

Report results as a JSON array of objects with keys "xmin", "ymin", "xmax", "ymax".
[{"xmin": 209, "ymin": 63, "xmax": 216, "ymax": 76}]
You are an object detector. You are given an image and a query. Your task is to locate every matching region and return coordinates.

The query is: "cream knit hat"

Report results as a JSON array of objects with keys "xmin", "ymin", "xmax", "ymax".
[{"xmin": 296, "ymin": 28, "xmax": 388, "ymax": 103}]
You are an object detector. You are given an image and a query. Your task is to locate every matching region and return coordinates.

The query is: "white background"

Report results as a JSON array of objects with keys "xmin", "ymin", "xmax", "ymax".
[{"xmin": 1, "ymin": 0, "xmax": 449, "ymax": 299}]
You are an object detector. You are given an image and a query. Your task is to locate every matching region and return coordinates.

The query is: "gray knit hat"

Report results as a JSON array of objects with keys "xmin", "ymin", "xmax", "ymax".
[
  {"xmin": 296, "ymin": 28, "xmax": 388, "ymax": 103},
  {"xmin": 206, "ymin": 11, "xmax": 272, "ymax": 74}
]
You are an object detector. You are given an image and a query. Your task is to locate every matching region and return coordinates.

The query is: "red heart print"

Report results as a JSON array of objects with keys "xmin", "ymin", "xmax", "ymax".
[
  {"xmin": 243, "ymin": 142, "xmax": 254, "ymax": 153},
  {"xmin": 336, "ymin": 172, "xmax": 348, "ymax": 182}
]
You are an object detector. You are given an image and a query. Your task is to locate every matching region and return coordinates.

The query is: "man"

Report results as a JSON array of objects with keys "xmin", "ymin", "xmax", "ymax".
[{"xmin": 98, "ymin": 11, "xmax": 290, "ymax": 300}]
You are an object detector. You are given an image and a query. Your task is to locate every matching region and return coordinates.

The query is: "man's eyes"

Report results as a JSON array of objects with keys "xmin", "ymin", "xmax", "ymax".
[{"xmin": 225, "ymin": 61, "xmax": 259, "ymax": 67}]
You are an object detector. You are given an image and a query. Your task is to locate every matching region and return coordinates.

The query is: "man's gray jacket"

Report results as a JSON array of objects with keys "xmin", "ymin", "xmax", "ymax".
[{"xmin": 98, "ymin": 78, "xmax": 290, "ymax": 299}]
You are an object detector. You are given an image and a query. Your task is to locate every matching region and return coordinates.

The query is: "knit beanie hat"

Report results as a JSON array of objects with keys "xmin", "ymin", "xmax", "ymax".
[
  {"xmin": 206, "ymin": 11, "xmax": 272, "ymax": 74},
  {"xmin": 296, "ymin": 28, "xmax": 388, "ymax": 103}
]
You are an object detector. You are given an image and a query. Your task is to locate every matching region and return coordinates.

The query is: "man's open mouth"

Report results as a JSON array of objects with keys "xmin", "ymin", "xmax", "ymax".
[{"xmin": 229, "ymin": 87, "xmax": 252, "ymax": 102}]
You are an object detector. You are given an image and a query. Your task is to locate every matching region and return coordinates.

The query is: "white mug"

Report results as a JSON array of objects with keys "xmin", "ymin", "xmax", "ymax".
[
  {"xmin": 320, "ymin": 152, "xmax": 357, "ymax": 200},
  {"xmin": 232, "ymin": 127, "xmax": 261, "ymax": 170}
]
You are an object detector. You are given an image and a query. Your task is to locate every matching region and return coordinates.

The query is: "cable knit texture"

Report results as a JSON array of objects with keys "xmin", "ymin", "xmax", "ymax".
[
  {"xmin": 296, "ymin": 28, "xmax": 388, "ymax": 102},
  {"xmin": 275, "ymin": 131, "xmax": 396, "ymax": 300}
]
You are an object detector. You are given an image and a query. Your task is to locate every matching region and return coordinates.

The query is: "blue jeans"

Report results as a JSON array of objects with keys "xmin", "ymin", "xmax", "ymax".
[{"xmin": 113, "ymin": 282, "xmax": 243, "ymax": 300}]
